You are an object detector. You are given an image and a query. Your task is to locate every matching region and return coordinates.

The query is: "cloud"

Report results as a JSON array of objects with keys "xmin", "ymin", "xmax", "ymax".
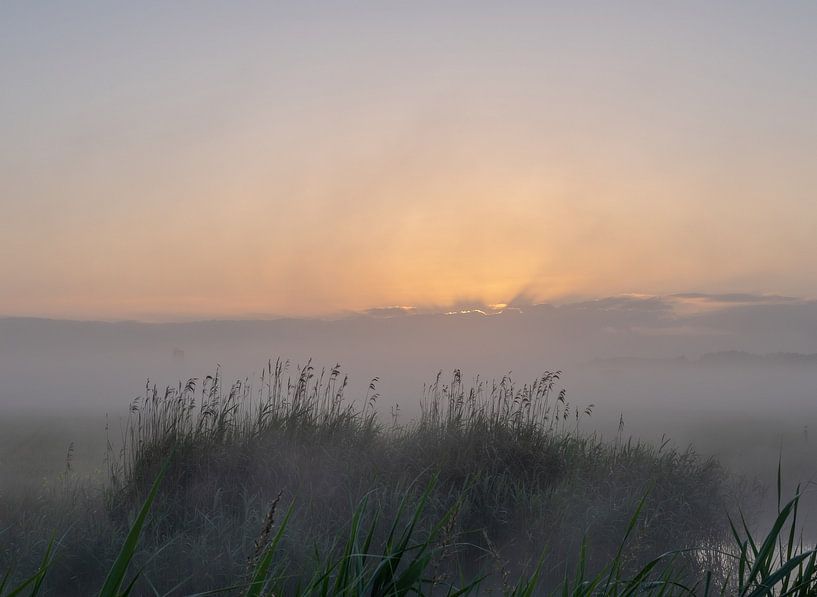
[
  {"xmin": 360, "ymin": 306, "xmax": 417, "ymax": 318},
  {"xmin": 670, "ymin": 292, "xmax": 801, "ymax": 307}
]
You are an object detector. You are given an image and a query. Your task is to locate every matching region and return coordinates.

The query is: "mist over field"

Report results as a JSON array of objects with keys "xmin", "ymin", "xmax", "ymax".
[
  {"xmin": 4, "ymin": 293, "xmax": 817, "ymax": 593},
  {"xmin": 5, "ymin": 2, "xmax": 817, "ymax": 594},
  {"xmin": 4, "ymin": 293, "xmax": 817, "ymax": 477}
]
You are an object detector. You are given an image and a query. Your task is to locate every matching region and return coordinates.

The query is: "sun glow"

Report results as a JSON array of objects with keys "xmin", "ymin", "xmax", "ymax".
[{"xmin": 2, "ymin": 3, "xmax": 817, "ymax": 320}]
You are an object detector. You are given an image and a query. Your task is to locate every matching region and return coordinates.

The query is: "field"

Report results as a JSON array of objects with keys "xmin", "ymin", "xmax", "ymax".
[{"xmin": 1, "ymin": 361, "xmax": 814, "ymax": 595}]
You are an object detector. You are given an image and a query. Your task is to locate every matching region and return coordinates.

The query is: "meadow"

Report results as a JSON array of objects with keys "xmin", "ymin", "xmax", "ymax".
[{"xmin": 1, "ymin": 360, "xmax": 814, "ymax": 595}]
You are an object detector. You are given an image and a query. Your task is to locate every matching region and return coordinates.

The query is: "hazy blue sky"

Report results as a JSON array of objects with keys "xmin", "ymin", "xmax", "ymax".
[{"xmin": 2, "ymin": 2, "xmax": 816, "ymax": 319}]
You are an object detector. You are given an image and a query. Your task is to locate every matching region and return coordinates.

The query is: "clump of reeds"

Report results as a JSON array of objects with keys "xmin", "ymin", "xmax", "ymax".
[
  {"xmin": 4, "ymin": 462, "xmax": 817, "ymax": 596},
  {"xmin": 112, "ymin": 359, "xmax": 379, "ymax": 496},
  {"xmin": 0, "ymin": 359, "xmax": 792, "ymax": 595}
]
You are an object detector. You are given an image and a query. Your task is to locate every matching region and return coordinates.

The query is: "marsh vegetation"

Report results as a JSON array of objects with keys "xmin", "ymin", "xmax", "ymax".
[{"xmin": 1, "ymin": 361, "xmax": 814, "ymax": 595}]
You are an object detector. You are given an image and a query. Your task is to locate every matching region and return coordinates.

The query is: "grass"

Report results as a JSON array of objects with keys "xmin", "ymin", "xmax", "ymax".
[{"xmin": 0, "ymin": 359, "xmax": 809, "ymax": 595}]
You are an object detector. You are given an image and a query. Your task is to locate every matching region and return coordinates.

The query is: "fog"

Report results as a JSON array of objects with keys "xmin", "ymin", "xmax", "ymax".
[
  {"xmin": 4, "ymin": 291, "xmax": 817, "ymax": 575},
  {"xmin": 5, "ymin": 2, "xmax": 817, "ymax": 590},
  {"xmin": 3, "ymin": 293, "xmax": 817, "ymax": 475}
]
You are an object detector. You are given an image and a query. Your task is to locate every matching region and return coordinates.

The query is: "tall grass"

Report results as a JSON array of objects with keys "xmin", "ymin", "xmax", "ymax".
[
  {"xmin": 2, "ymin": 359, "xmax": 806, "ymax": 595},
  {"xmin": 4, "ymin": 466, "xmax": 816, "ymax": 596}
]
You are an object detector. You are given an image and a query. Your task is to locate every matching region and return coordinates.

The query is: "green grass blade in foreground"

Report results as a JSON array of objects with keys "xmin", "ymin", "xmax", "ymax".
[
  {"xmin": 369, "ymin": 479, "xmax": 437, "ymax": 595},
  {"xmin": 332, "ymin": 495, "xmax": 368, "ymax": 593},
  {"xmin": 28, "ymin": 538, "xmax": 54, "ymax": 596},
  {"xmin": 601, "ymin": 494, "xmax": 647, "ymax": 594},
  {"xmin": 743, "ymin": 496, "xmax": 799, "ymax": 592},
  {"xmin": 508, "ymin": 551, "xmax": 544, "ymax": 597},
  {"xmin": 1, "ymin": 537, "xmax": 54, "ymax": 597},
  {"xmin": 1, "ymin": 574, "xmax": 38, "ymax": 597},
  {"xmin": 245, "ymin": 504, "xmax": 294, "ymax": 597},
  {"xmin": 97, "ymin": 456, "xmax": 171, "ymax": 597},
  {"xmin": 745, "ymin": 550, "xmax": 816, "ymax": 597}
]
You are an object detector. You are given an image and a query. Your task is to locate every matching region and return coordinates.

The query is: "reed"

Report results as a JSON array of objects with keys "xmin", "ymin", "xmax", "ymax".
[{"xmin": 2, "ymin": 359, "xmax": 798, "ymax": 595}]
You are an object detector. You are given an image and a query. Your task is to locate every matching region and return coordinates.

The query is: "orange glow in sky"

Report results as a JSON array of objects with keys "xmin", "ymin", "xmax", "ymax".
[{"xmin": 2, "ymin": 3, "xmax": 816, "ymax": 319}]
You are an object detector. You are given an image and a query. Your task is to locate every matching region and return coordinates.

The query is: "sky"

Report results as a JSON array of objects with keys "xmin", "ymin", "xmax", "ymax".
[{"xmin": 2, "ymin": 1, "xmax": 817, "ymax": 320}]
